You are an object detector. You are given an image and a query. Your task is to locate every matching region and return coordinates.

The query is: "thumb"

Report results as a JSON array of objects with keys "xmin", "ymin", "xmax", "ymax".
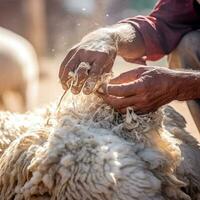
[
  {"xmin": 110, "ymin": 66, "xmax": 147, "ymax": 84},
  {"xmin": 99, "ymin": 78, "xmax": 144, "ymax": 97}
]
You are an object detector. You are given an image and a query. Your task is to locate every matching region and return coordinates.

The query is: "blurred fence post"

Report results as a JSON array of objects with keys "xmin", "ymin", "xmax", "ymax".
[{"xmin": 23, "ymin": 0, "xmax": 47, "ymax": 59}]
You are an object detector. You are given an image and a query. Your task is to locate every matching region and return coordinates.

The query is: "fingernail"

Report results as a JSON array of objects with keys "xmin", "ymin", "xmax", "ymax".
[
  {"xmin": 62, "ymin": 84, "xmax": 68, "ymax": 91},
  {"xmin": 71, "ymin": 86, "xmax": 80, "ymax": 95},
  {"xmin": 97, "ymin": 87, "xmax": 104, "ymax": 93}
]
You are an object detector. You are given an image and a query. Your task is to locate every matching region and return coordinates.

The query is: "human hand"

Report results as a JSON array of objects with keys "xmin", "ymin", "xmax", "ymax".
[
  {"xmin": 59, "ymin": 28, "xmax": 117, "ymax": 95},
  {"xmin": 99, "ymin": 66, "xmax": 180, "ymax": 114}
]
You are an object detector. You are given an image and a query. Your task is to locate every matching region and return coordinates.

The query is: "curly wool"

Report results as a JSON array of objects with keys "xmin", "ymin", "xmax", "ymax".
[{"xmin": 0, "ymin": 94, "xmax": 200, "ymax": 200}]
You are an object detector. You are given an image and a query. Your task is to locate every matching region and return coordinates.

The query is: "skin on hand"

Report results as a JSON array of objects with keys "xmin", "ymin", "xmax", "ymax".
[
  {"xmin": 99, "ymin": 66, "xmax": 181, "ymax": 114},
  {"xmin": 59, "ymin": 28, "xmax": 117, "ymax": 95},
  {"xmin": 59, "ymin": 23, "xmax": 145, "ymax": 95}
]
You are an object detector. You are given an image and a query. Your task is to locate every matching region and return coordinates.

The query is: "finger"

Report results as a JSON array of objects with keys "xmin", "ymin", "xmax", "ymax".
[
  {"xmin": 62, "ymin": 78, "xmax": 73, "ymax": 91},
  {"xmin": 97, "ymin": 57, "xmax": 115, "ymax": 92},
  {"xmin": 71, "ymin": 62, "xmax": 91, "ymax": 94},
  {"xmin": 101, "ymin": 94, "xmax": 141, "ymax": 110},
  {"xmin": 82, "ymin": 63, "xmax": 101, "ymax": 95},
  {"xmin": 83, "ymin": 56, "xmax": 107, "ymax": 95},
  {"xmin": 103, "ymin": 57, "xmax": 115, "ymax": 74},
  {"xmin": 103, "ymin": 79, "xmax": 144, "ymax": 97},
  {"xmin": 110, "ymin": 73, "xmax": 136, "ymax": 84},
  {"xmin": 61, "ymin": 82, "xmax": 69, "ymax": 91},
  {"xmin": 71, "ymin": 77, "xmax": 86, "ymax": 94},
  {"xmin": 134, "ymin": 94, "xmax": 171, "ymax": 114},
  {"xmin": 96, "ymin": 58, "xmax": 115, "ymax": 94},
  {"xmin": 59, "ymin": 48, "xmax": 77, "ymax": 79},
  {"xmin": 119, "ymin": 98, "xmax": 164, "ymax": 114},
  {"xmin": 60, "ymin": 57, "xmax": 81, "ymax": 85},
  {"xmin": 109, "ymin": 66, "xmax": 147, "ymax": 84}
]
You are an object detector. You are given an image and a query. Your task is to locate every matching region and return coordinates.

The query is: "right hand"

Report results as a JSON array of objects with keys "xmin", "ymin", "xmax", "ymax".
[
  {"xmin": 59, "ymin": 28, "xmax": 117, "ymax": 94},
  {"xmin": 99, "ymin": 66, "xmax": 181, "ymax": 114}
]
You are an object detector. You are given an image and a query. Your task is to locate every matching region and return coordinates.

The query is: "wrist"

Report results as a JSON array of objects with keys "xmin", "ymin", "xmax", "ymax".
[
  {"xmin": 90, "ymin": 23, "xmax": 136, "ymax": 51},
  {"xmin": 110, "ymin": 23, "xmax": 136, "ymax": 48},
  {"xmin": 173, "ymin": 71, "xmax": 200, "ymax": 101},
  {"xmin": 80, "ymin": 27, "xmax": 118, "ymax": 53},
  {"xmin": 81, "ymin": 23, "xmax": 144, "ymax": 59},
  {"xmin": 110, "ymin": 23, "xmax": 146, "ymax": 60},
  {"xmin": 91, "ymin": 24, "xmax": 135, "ymax": 53}
]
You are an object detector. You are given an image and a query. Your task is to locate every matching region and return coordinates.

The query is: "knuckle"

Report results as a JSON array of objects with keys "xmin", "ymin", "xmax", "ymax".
[{"xmin": 141, "ymin": 94, "xmax": 150, "ymax": 103}]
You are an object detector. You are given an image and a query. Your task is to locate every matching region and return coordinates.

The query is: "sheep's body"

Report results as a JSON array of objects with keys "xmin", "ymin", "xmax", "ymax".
[
  {"xmin": 0, "ymin": 27, "xmax": 39, "ymax": 111},
  {"xmin": 0, "ymin": 95, "xmax": 200, "ymax": 200}
]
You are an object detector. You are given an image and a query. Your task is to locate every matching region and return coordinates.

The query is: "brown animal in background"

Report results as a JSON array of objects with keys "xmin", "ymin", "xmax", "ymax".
[{"xmin": 0, "ymin": 27, "xmax": 39, "ymax": 112}]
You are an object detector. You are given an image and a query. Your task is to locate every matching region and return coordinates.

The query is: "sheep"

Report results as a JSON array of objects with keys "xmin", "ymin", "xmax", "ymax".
[
  {"xmin": 0, "ymin": 27, "xmax": 39, "ymax": 112},
  {"xmin": 0, "ymin": 93, "xmax": 200, "ymax": 200}
]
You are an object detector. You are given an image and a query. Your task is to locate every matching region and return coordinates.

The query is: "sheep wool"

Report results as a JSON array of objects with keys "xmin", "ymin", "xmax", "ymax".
[{"xmin": 0, "ymin": 93, "xmax": 200, "ymax": 200}]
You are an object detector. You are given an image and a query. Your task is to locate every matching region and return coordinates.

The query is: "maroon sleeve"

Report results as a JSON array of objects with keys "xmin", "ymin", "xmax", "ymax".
[{"xmin": 120, "ymin": 0, "xmax": 200, "ymax": 61}]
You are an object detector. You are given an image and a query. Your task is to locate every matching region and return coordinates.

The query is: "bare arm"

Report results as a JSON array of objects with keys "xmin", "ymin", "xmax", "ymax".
[
  {"xmin": 175, "ymin": 71, "xmax": 200, "ymax": 101},
  {"xmin": 99, "ymin": 66, "xmax": 200, "ymax": 114}
]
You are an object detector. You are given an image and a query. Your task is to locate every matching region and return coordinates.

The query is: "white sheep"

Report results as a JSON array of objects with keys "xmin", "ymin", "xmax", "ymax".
[
  {"xmin": 0, "ymin": 94, "xmax": 200, "ymax": 200},
  {"xmin": 0, "ymin": 27, "xmax": 39, "ymax": 112}
]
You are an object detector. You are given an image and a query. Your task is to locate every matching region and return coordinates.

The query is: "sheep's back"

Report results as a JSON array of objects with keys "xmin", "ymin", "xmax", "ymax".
[{"xmin": 0, "ymin": 103, "xmax": 199, "ymax": 200}]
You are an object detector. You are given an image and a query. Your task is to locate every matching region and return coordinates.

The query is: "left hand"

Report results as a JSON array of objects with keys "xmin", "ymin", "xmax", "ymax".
[{"xmin": 99, "ymin": 66, "xmax": 180, "ymax": 114}]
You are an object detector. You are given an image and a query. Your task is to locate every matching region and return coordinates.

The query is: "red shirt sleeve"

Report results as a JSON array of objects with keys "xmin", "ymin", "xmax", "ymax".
[{"xmin": 120, "ymin": 0, "xmax": 200, "ymax": 61}]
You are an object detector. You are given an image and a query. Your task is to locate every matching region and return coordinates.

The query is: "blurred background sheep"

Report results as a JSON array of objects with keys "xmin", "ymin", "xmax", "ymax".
[{"xmin": 0, "ymin": 27, "xmax": 39, "ymax": 112}]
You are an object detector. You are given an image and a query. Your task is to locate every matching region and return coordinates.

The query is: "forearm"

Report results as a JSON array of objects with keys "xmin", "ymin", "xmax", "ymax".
[
  {"xmin": 175, "ymin": 71, "xmax": 200, "ymax": 101},
  {"xmin": 110, "ymin": 23, "xmax": 146, "ymax": 60},
  {"xmin": 94, "ymin": 23, "xmax": 145, "ymax": 60}
]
